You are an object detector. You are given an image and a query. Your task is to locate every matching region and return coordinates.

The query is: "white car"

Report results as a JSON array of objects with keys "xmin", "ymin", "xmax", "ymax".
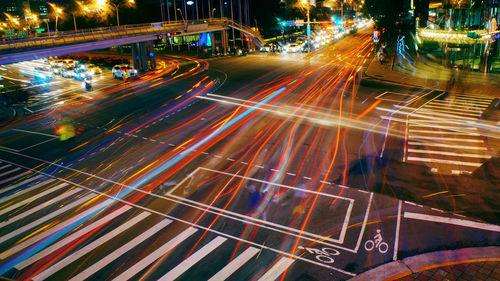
[
  {"xmin": 285, "ymin": 43, "xmax": 301, "ymax": 53},
  {"xmin": 61, "ymin": 66, "xmax": 75, "ymax": 78},
  {"xmin": 112, "ymin": 65, "xmax": 138, "ymax": 79}
]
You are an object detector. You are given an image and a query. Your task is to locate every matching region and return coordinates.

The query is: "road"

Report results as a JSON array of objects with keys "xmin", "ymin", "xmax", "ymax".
[{"xmin": 0, "ymin": 28, "xmax": 498, "ymax": 280}]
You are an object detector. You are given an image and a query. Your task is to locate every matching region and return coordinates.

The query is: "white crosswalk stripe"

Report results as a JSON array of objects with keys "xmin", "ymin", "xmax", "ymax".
[
  {"xmin": 405, "ymin": 93, "xmax": 493, "ymax": 174},
  {"xmin": 32, "ymin": 212, "xmax": 151, "ymax": 281},
  {"xmin": 0, "ymin": 167, "xmax": 22, "ymax": 178},
  {"xmin": 0, "ymin": 171, "xmax": 32, "ymax": 186},
  {"xmin": 68, "ymin": 219, "xmax": 173, "ymax": 281},
  {"xmin": 111, "ymin": 227, "xmax": 198, "ymax": 281},
  {"xmin": 0, "ymin": 182, "xmax": 71, "ymax": 217},
  {"xmin": 159, "ymin": 236, "xmax": 227, "ymax": 281},
  {"xmin": 208, "ymin": 247, "xmax": 260, "ymax": 281},
  {"xmin": 0, "ymin": 176, "xmax": 52, "ymax": 203},
  {"xmin": 15, "ymin": 205, "xmax": 133, "ymax": 270},
  {"xmin": 0, "ymin": 193, "xmax": 97, "ymax": 243},
  {"xmin": 257, "ymin": 256, "xmax": 295, "ymax": 281}
]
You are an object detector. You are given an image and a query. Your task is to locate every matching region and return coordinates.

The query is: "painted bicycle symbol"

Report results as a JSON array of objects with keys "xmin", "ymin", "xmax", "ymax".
[
  {"xmin": 364, "ymin": 229, "xmax": 389, "ymax": 254},
  {"xmin": 298, "ymin": 246, "xmax": 340, "ymax": 264}
]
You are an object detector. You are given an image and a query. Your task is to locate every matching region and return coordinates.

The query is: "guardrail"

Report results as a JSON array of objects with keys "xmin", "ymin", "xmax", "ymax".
[{"xmin": 0, "ymin": 18, "xmax": 264, "ymax": 52}]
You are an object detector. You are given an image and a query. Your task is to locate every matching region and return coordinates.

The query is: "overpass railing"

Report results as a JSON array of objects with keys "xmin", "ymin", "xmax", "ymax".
[{"xmin": 0, "ymin": 18, "xmax": 264, "ymax": 52}]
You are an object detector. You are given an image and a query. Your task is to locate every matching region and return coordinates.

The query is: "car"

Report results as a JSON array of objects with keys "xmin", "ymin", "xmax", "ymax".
[
  {"xmin": 285, "ymin": 43, "xmax": 301, "ymax": 53},
  {"xmin": 112, "ymin": 64, "xmax": 138, "ymax": 79},
  {"xmin": 61, "ymin": 66, "xmax": 75, "ymax": 78},
  {"xmin": 84, "ymin": 64, "xmax": 102, "ymax": 75},
  {"xmin": 260, "ymin": 44, "xmax": 272, "ymax": 52},
  {"xmin": 63, "ymin": 59, "xmax": 77, "ymax": 67},
  {"xmin": 73, "ymin": 68, "xmax": 92, "ymax": 81},
  {"xmin": 51, "ymin": 65, "xmax": 62, "ymax": 75}
]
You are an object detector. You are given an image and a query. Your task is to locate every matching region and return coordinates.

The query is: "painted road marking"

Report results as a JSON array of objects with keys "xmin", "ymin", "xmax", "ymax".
[
  {"xmin": 0, "ymin": 171, "xmax": 32, "ymax": 186},
  {"xmin": 167, "ymin": 167, "xmax": 355, "ymax": 246},
  {"xmin": 0, "ymin": 160, "xmax": 358, "ymax": 277},
  {"xmin": 0, "ymin": 193, "xmax": 97, "ymax": 243},
  {"xmin": 404, "ymin": 212, "xmax": 500, "ymax": 232},
  {"xmin": 0, "ymin": 167, "xmax": 22, "ymax": 178},
  {"xmin": 158, "ymin": 236, "xmax": 227, "ymax": 281},
  {"xmin": 0, "ymin": 176, "xmax": 52, "ymax": 203},
  {"xmin": 111, "ymin": 227, "xmax": 198, "ymax": 281},
  {"xmin": 207, "ymin": 247, "xmax": 260, "ymax": 281},
  {"xmin": 12, "ymin": 129, "xmax": 57, "ymax": 138},
  {"xmin": 257, "ymin": 257, "xmax": 295, "ymax": 281},
  {"xmin": 15, "ymin": 205, "xmax": 133, "ymax": 270},
  {"xmin": 0, "ymin": 164, "xmax": 11, "ymax": 170},
  {"xmin": 429, "ymin": 99, "xmax": 490, "ymax": 107},
  {"xmin": 32, "ymin": 212, "xmax": 151, "ymax": 281},
  {"xmin": 422, "ymin": 104, "xmax": 484, "ymax": 114},
  {"xmin": 407, "ymin": 141, "xmax": 486, "ymax": 150},
  {"xmin": 0, "ymin": 181, "xmax": 66, "ymax": 217},
  {"xmin": 407, "ymin": 149, "xmax": 491, "ymax": 159},
  {"xmin": 69, "ymin": 219, "xmax": 173, "ymax": 281},
  {"xmin": 0, "ymin": 194, "xmax": 111, "ymax": 260},
  {"xmin": 407, "ymin": 136, "xmax": 483, "ymax": 143},
  {"xmin": 406, "ymin": 157, "xmax": 482, "ymax": 167},
  {"xmin": 408, "ymin": 129, "xmax": 480, "ymax": 136}
]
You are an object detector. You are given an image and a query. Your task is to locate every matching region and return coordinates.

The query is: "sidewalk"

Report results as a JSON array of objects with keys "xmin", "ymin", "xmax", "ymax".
[
  {"xmin": 351, "ymin": 246, "xmax": 500, "ymax": 281},
  {"xmin": 364, "ymin": 49, "xmax": 500, "ymax": 99}
]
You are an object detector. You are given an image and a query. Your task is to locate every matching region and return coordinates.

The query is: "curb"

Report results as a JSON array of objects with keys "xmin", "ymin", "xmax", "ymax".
[{"xmin": 350, "ymin": 246, "xmax": 500, "ymax": 281}]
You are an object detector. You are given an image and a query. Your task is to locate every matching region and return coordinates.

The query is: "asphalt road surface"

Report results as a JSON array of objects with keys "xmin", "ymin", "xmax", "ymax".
[{"xmin": 0, "ymin": 28, "xmax": 498, "ymax": 281}]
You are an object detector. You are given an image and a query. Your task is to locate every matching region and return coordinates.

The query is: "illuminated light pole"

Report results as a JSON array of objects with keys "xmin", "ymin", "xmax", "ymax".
[{"xmin": 112, "ymin": 0, "xmax": 135, "ymax": 26}]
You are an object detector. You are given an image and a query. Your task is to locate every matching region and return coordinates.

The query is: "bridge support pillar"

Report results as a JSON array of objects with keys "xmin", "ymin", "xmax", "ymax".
[
  {"xmin": 132, "ymin": 41, "xmax": 156, "ymax": 73},
  {"xmin": 221, "ymin": 30, "xmax": 228, "ymax": 55}
]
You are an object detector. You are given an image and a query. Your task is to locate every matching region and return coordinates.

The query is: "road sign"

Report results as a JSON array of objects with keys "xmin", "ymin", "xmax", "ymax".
[
  {"xmin": 157, "ymin": 34, "xmax": 163, "ymax": 40},
  {"xmin": 373, "ymin": 31, "xmax": 379, "ymax": 43},
  {"xmin": 492, "ymin": 32, "xmax": 500, "ymax": 41},
  {"xmin": 286, "ymin": 21, "xmax": 295, "ymax": 27},
  {"xmin": 295, "ymin": 20, "xmax": 304, "ymax": 27}
]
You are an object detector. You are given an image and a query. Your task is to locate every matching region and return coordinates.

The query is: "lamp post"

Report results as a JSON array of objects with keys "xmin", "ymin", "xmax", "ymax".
[
  {"xmin": 177, "ymin": 8, "xmax": 187, "ymax": 30},
  {"xmin": 55, "ymin": 8, "xmax": 62, "ymax": 34},
  {"xmin": 112, "ymin": 0, "xmax": 135, "ymax": 27}
]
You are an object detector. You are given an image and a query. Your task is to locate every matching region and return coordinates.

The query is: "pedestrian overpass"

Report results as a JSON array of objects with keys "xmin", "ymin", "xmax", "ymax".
[{"xmin": 0, "ymin": 18, "xmax": 264, "ymax": 71}]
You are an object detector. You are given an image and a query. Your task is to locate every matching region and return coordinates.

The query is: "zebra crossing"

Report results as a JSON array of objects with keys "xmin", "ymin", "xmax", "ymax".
[
  {"xmin": 0, "ymin": 163, "xmax": 298, "ymax": 281},
  {"xmin": 404, "ymin": 93, "xmax": 494, "ymax": 174}
]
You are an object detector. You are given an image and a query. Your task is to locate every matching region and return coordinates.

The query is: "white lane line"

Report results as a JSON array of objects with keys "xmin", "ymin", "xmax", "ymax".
[
  {"xmin": 407, "ymin": 149, "xmax": 491, "ymax": 159},
  {"xmin": 111, "ymin": 227, "xmax": 198, "ymax": 281},
  {"xmin": 207, "ymin": 247, "xmax": 260, "ymax": 281},
  {"xmin": 406, "ymin": 157, "xmax": 482, "ymax": 167},
  {"xmin": 407, "ymin": 142, "xmax": 486, "ymax": 150},
  {"xmin": 69, "ymin": 219, "xmax": 173, "ymax": 281},
  {"xmin": 404, "ymin": 212, "xmax": 500, "ymax": 232},
  {"xmin": 407, "ymin": 136, "xmax": 483, "ymax": 143},
  {"xmin": 12, "ymin": 129, "xmax": 57, "ymax": 138},
  {"xmin": 32, "ymin": 212, "xmax": 151, "ymax": 281},
  {"xmin": 393, "ymin": 200, "xmax": 402, "ymax": 261},
  {"xmin": 0, "ymin": 164, "xmax": 11, "ymax": 170},
  {"xmin": 159, "ymin": 236, "xmax": 227, "ymax": 281},
  {"xmin": 0, "ymin": 193, "xmax": 96, "ymax": 243},
  {"xmin": 0, "ymin": 167, "xmax": 22, "ymax": 178},
  {"xmin": 15, "ymin": 205, "xmax": 133, "ymax": 270},
  {"xmin": 408, "ymin": 129, "xmax": 480, "ymax": 136},
  {"xmin": 257, "ymin": 257, "xmax": 295, "ymax": 281},
  {"xmin": 0, "ymin": 175, "xmax": 48, "ymax": 202},
  {"xmin": 455, "ymin": 96, "xmax": 493, "ymax": 102},
  {"xmin": 0, "ymin": 171, "xmax": 32, "ymax": 186},
  {"xmin": 0, "ymin": 180, "xmax": 61, "ymax": 216}
]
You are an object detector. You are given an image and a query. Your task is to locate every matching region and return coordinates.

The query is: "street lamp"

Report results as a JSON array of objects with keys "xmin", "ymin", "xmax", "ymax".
[
  {"xmin": 177, "ymin": 8, "xmax": 187, "ymax": 29},
  {"xmin": 111, "ymin": 0, "xmax": 135, "ymax": 26}
]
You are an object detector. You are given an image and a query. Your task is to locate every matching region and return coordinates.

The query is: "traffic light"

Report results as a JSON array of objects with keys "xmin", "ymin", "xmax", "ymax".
[{"xmin": 166, "ymin": 32, "xmax": 171, "ymax": 38}]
